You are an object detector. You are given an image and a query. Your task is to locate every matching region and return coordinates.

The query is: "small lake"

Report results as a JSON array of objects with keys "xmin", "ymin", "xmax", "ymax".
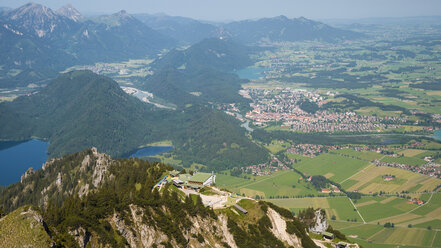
[
  {"xmin": 128, "ymin": 146, "xmax": 173, "ymax": 158},
  {"xmin": 434, "ymin": 130, "xmax": 441, "ymax": 141},
  {"xmin": 235, "ymin": 67, "xmax": 268, "ymax": 80},
  {"xmin": 0, "ymin": 140, "xmax": 173, "ymax": 186},
  {"xmin": 0, "ymin": 139, "xmax": 49, "ymax": 186}
]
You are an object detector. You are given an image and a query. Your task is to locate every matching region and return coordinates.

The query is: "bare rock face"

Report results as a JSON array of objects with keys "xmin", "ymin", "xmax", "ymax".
[
  {"xmin": 267, "ymin": 208, "xmax": 302, "ymax": 248},
  {"xmin": 42, "ymin": 158, "xmax": 59, "ymax": 171},
  {"xmin": 68, "ymin": 226, "xmax": 90, "ymax": 248},
  {"xmin": 111, "ymin": 205, "xmax": 170, "ymax": 247},
  {"xmin": 108, "ymin": 204, "xmax": 241, "ymax": 248},
  {"xmin": 56, "ymin": 4, "xmax": 83, "ymax": 22},
  {"xmin": 80, "ymin": 154, "xmax": 91, "ymax": 172},
  {"xmin": 20, "ymin": 167, "xmax": 35, "ymax": 183},
  {"xmin": 56, "ymin": 172, "xmax": 62, "ymax": 191},
  {"xmin": 112, "ymin": 213, "xmax": 138, "ymax": 247},
  {"xmin": 78, "ymin": 183, "xmax": 90, "ymax": 198},
  {"xmin": 218, "ymin": 214, "xmax": 238, "ymax": 248},
  {"xmin": 309, "ymin": 209, "xmax": 328, "ymax": 234},
  {"xmin": 91, "ymin": 147, "xmax": 112, "ymax": 188}
]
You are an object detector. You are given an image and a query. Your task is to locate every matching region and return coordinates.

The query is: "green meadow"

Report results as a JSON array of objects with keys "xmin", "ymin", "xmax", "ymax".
[{"xmin": 293, "ymin": 153, "xmax": 370, "ymax": 183}]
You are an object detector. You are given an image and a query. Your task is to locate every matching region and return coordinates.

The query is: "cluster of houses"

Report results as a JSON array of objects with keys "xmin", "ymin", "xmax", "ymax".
[
  {"xmin": 374, "ymin": 159, "xmax": 441, "ymax": 179},
  {"xmin": 408, "ymin": 198, "xmax": 424, "ymax": 205},
  {"xmin": 237, "ymin": 88, "xmax": 411, "ymax": 133},
  {"xmin": 236, "ymin": 158, "xmax": 291, "ymax": 177},
  {"xmin": 286, "ymin": 144, "xmax": 331, "ymax": 157},
  {"xmin": 156, "ymin": 170, "xmax": 216, "ymax": 191},
  {"xmin": 321, "ymin": 185, "xmax": 341, "ymax": 194}
]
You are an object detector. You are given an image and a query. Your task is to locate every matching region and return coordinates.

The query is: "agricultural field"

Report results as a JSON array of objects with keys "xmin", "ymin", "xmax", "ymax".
[
  {"xmin": 357, "ymin": 197, "xmax": 417, "ymax": 222},
  {"xmin": 342, "ymin": 164, "xmax": 441, "ymax": 194},
  {"xmin": 343, "ymin": 225, "xmax": 439, "ymax": 248},
  {"xmin": 400, "ymin": 149, "xmax": 430, "ymax": 157},
  {"xmin": 381, "ymin": 156, "xmax": 427, "ymax": 166},
  {"xmin": 293, "ymin": 153, "xmax": 370, "ymax": 183},
  {"xmin": 216, "ymin": 170, "xmax": 319, "ymax": 198},
  {"xmin": 264, "ymin": 191, "xmax": 441, "ymax": 247},
  {"xmin": 238, "ymin": 30, "xmax": 441, "ymax": 248},
  {"xmin": 328, "ymin": 193, "xmax": 441, "ymax": 248},
  {"xmin": 329, "ymin": 148, "xmax": 384, "ymax": 161},
  {"xmin": 267, "ymin": 196, "xmax": 361, "ymax": 222}
]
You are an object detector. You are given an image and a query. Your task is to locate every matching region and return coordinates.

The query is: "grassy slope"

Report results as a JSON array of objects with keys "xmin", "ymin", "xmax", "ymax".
[{"xmin": 0, "ymin": 206, "xmax": 52, "ymax": 247}]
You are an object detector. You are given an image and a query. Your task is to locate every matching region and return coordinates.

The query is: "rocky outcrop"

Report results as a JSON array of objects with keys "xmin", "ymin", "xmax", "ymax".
[
  {"xmin": 56, "ymin": 172, "xmax": 62, "ymax": 191},
  {"xmin": 267, "ymin": 208, "xmax": 302, "ymax": 248},
  {"xmin": 110, "ymin": 205, "xmax": 169, "ymax": 247},
  {"xmin": 20, "ymin": 168, "xmax": 35, "ymax": 183},
  {"xmin": 68, "ymin": 226, "xmax": 90, "ymax": 248},
  {"xmin": 107, "ymin": 204, "xmax": 242, "ymax": 248},
  {"xmin": 309, "ymin": 209, "xmax": 328, "ymax": 234},
  {"xmin": 4, "ymin": 147, "xmax": 115, "ymax": 212},
  {"xmin": 218, "ymin": 214, "xmax": 237, "ymax": 248},
  {"xmin": 91, "ymin": 147, "xmax": 112, "ymax": 188}
]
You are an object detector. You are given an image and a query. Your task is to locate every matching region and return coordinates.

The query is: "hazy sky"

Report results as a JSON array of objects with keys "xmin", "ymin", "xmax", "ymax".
[{"xmin": 1, "ymin": 0, "xmax": 441, "ymax": 21}]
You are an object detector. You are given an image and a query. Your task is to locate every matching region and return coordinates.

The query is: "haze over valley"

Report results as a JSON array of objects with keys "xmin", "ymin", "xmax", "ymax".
[{"xmin": 1, "ymin": 1, "xmax": 441, "ymax": 248}]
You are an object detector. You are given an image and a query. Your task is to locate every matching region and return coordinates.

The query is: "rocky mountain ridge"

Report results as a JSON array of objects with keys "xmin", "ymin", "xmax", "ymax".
[
  {"xmin": 0, "ymin": 148, "xmax": 350, "ymax": 248},
  {"xmin": 0, "ymin": 2, "xmax": 175, "ymax": 88}
]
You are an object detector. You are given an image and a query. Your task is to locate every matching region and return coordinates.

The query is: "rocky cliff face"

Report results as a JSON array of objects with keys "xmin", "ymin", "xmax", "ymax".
[
  {"xmin": 56, "ymin": 4, "xmax": 83, "ymax": 22},
  {"xmin": 309, "ymin": 209, "xmax": 328, "ymax": 234},
  {"xmin": 67, "ymin": 203, "xmax": 305, "ymax": 248},
  {"xmin": 2, "ymin": 148, "xmax": 113, "ymax": 212}
]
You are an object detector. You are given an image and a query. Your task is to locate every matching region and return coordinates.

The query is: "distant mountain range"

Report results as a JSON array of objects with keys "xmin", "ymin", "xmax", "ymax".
[
  {"xmin": 135, "ymin": 13, "xmax": 363, "ymax": 45},
  {"xmin": 0, "ymin": 3, "xmax": 175, "ymax": 88},
  {"xmin": 0, "ymin": 2, "xmax": 361, "ymax": 89},
  {"xmin": 224, "ymin": 15, "xmax": 363, "ymax": 44},
  {"xmin": 134, "ymin": 13, "xmax": 220, "ymax": 44}
]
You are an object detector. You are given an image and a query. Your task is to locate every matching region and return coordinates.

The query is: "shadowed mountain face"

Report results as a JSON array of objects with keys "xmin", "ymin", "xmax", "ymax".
[
  {"xmin": 0, "ymin": 70, "xmax": 154, "ymax": 158},
  {"xmin": 0, "ymin": 3, "xmax": 175, "ymax": 88},
  {"xmin": 224, "ymin": 15, "xmax": 363, "ymax": 44}
]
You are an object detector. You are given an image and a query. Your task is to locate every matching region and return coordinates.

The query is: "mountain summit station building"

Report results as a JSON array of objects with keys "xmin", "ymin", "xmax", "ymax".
[{"xmin": 187, "ymin": 172, "xmax": 216, "ymax": 186}]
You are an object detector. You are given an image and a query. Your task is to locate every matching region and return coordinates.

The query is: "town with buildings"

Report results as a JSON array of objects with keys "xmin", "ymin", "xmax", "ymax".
[{"xmin": 237, "ymin": 88, "xmax": 412, "ymax": 133}]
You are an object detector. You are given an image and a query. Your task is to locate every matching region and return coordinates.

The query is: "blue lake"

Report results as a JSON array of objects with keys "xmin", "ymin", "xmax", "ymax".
[
  {"xmin": 0, "ymin": 139, "xmax": 49, "ymax": 186},
  {"xmin": 434, "ymin": 129, "xmax": 441, "ymax": 141},
  {"xmin": 0, "ymin": 140, "xmax": 173, "ymax": 186},
  {"xmin": 127, "ymin": 146, "xmax": 173, "ymax": 158},
  {"xmin": 235, "ymin": 67, "xmax": 268, "ymax": 80}
]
